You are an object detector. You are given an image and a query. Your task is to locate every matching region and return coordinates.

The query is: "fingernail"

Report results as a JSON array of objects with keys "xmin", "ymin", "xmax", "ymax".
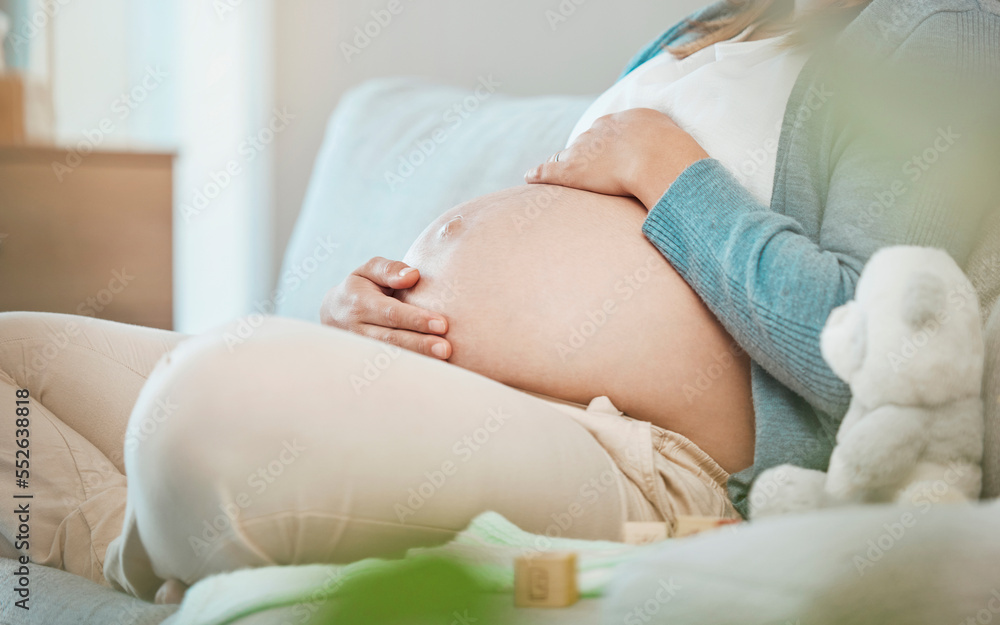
[
  {"xmin": 525, "ymin": 167, "xmax": 536, "ymax": 180},
  {"xmin": 431, "ymin": 343, "xmax": 449, "ymax": 359},
  {"xmin": 428, "ymin": 319, "xmax": 446, "ymax": 333},
  {"xmin": 398, "ymin": 267, "xmax": 416, "ymax": 277}
]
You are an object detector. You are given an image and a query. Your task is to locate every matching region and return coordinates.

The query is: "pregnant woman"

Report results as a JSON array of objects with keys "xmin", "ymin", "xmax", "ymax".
[{"xmin": 2, "ymin": 0, "xmax": 997, "ymax": 604}]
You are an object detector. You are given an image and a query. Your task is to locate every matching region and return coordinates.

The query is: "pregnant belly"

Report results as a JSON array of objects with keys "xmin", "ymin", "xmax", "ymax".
[{"xmin": 398, "ymin": 184, "xmax": 753, "ymax": 472}]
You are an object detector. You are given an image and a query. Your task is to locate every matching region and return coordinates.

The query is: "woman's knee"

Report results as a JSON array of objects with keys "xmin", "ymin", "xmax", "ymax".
[
  {"xmin": 120, "ymin": 324, "xmax": 271, "ymax": 570},
  {"xmin": 121, "ymin": 318, "xmax": 346, "ymax": 577},
  {"xmin": 124, "ymin": 323, "xmax": 241, "ymax": 473},
  {"xmin": 123, "ymin": 316, "xmax": 331, "ymax": 483}
]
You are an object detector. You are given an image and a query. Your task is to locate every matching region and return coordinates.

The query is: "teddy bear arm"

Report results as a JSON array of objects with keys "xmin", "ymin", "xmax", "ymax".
[{"xmin": 826, "ymin": 405, "xmax": 928, "ymax": 498}]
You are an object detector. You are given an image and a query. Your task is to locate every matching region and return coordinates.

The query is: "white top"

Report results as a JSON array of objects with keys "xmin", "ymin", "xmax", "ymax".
[{"xmin": 567, "ymin": 29, "xmax": 809, "ymax": 205}]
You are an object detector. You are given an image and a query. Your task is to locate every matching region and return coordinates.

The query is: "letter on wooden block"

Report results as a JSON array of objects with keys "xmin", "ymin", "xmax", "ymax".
[{"xmin": 514, "ymin": 551, "xmax": 578, "ymax": 608}]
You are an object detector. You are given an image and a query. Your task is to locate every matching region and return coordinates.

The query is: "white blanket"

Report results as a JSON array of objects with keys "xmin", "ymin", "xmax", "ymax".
[{"xmin": 164, "ymin": 511, "xmax": 642, "ymax": 625}]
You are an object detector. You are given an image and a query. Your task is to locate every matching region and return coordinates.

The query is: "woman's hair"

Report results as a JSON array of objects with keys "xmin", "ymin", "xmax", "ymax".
[{"xmin": 667, "ymin": 0, "xmax": 873, "ymax": 59}]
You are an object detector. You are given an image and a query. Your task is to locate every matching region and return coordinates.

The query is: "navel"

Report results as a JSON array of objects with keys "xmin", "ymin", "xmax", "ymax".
[{"xmin": 438, "ymin": 215, "xmax": 465, "ymax": 239}]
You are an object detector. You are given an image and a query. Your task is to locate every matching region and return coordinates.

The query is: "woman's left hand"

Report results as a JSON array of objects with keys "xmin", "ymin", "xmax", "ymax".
[{"xmin": 524, "ymin": 108, "xmax": 709, "ymax": 211}]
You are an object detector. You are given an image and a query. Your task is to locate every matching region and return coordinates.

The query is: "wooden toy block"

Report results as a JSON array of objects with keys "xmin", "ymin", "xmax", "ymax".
[
  {"xmin": 673, "ymin": 515, "xmax": 741, "ymax": 538},
  {"xmin": 623, "ymin": 522, "xmax": 669, "ymax": 545},
  {"xmin": 514, "ymin": 551, "xmax": 578, "ymax": 608}
]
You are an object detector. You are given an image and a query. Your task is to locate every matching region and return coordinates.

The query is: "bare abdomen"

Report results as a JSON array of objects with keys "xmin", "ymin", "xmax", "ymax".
[{"xmin": 398, "ymin": 184, "xmax": 754, "ymax": 472}]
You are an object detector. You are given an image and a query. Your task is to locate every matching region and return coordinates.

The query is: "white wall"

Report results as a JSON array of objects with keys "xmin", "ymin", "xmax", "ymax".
[{"xmin": 271, "ymin": 0, "xmax": 706, "ymax": 275}]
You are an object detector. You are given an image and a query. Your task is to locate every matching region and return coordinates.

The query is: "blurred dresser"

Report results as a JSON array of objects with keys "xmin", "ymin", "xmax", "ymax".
[{"xmin": 0, "ymin": 146, "xmax": 174, "ymax": 329}]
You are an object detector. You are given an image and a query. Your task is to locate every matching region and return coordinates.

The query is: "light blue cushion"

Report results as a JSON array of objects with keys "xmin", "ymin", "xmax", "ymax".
[{"xmin": 275, "ymin": 76, "xmax": 592, "ymax": 321}]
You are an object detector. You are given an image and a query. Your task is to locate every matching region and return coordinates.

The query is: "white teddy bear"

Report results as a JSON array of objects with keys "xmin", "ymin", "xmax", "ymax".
[{"xmin": 751, "ymin": 246, "xmax": 985, "ymax": 517}]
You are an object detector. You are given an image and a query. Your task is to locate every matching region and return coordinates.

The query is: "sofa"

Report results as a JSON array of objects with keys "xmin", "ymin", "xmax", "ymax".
[{"xmin": 3, "ymin": 77, "xmax": 1000, "ymax": 625}]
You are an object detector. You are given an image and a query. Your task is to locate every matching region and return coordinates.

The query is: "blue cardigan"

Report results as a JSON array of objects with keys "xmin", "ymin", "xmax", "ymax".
[{"xmin": 625, "ymin": 0, "xmax": 1000, "ymax": 516}]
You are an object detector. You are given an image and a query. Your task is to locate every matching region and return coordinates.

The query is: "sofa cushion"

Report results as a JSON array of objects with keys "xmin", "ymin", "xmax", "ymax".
[
  {"xmin": 0, "ymin": 558, "xmax": 175, "ymax": 625},
  {"xmin": 274, "ymin": 76, "xmax": 592, "ymax": 321}
]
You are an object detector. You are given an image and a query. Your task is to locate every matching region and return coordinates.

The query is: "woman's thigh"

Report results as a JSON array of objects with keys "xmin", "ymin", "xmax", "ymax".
[{"xmin": 114, "ymin": 316, "xmax": 629, "ymax": 592}]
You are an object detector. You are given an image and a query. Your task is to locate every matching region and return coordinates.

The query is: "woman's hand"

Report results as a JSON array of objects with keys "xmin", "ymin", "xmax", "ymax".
[
  {"xmin": 524, "ymin": 108, "xmax": 709, "ymax": 211},
  {"xmin": 320, "ymin": 257, "xmax": 452, "ymax": 360}
]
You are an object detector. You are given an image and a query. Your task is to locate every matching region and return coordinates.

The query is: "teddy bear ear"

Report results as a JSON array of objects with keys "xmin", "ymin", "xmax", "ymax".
[{"xmin": 902, "ymin": 271, "xmax": 947, "ymax": 330}]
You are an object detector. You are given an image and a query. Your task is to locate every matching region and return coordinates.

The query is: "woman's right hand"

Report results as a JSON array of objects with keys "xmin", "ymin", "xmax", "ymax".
[{"xmin": 320, "ymin": 257, "xmax": 452, "ymax": 360}]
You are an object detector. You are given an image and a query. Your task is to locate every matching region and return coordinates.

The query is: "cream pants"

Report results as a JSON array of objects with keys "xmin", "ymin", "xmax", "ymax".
[{"xmin": 0, "ymin": 312, "xmax": 736, "ymax": 600}]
